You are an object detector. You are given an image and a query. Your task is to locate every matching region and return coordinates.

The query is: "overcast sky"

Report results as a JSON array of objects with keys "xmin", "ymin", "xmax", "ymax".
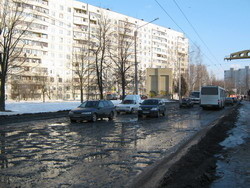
[{"xmin": 80, "ymin": 0, "xmax": 250, "ymax": 79}]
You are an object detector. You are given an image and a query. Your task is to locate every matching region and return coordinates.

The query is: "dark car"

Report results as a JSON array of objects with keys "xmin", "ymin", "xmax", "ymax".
[
  {"xmin": 140, "ymin": 95, "xmax": 148, "ymax": 100},
  {"xmin": 138, "ymin": 98, "xmax": 166, "ymax": 118},
  {"xmin": 179, "ymin": 98, "xmax": 194, "ymax": 108},
  {"xmin": 225, "ymin": 97, "xmax": 234, "ymax": 106},
  {"xmin": 69, "ymin": 100, "xmax": 115, "ymax": 123},
  {"xmin": 106, "ymin": 93, "xmax": 118, "ymax": 100}
]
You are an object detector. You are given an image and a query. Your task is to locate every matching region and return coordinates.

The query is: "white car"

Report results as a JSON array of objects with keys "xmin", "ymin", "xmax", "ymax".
[{"xmin": 116, "ymin": 95, "xmax": 142, "ymax": 114}]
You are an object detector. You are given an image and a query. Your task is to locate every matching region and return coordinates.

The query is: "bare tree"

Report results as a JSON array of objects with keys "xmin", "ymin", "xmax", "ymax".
[
  {"xmin": 73, "ymin": 46, "xmax": 91, "ymax": 103},
  {"xmin": 189, "ymin": 45, "xmax": 210, "ymax": 92},
  {"xmin": 90, "ymin": 15, "xmax": 113, "ymax": 100},
  {"xmin": 0, "ymin": 0, "xmax": 29, "ymax": 111},
  {"xmin": 109, "ymin": 19, "xmax": 135, "ymax": 99}
]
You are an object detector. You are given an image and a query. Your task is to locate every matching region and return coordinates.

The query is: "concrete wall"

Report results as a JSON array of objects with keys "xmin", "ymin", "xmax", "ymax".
[{"xmin": 146, "ymin": 68, "xmax": 173, "ymax": 96}]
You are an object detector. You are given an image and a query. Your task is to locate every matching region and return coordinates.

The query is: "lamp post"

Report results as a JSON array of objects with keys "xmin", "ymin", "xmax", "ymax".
[
  {"xmin": 134, "ymin": 18, "xmax": 159, "ymax": 94},
  {"xmin": 178, "ymin": 56, "xmax": 181, "ymax": 103},
  {"xmin": 177, "ymin": 36, "xmax": 185, "ymax": 103}
]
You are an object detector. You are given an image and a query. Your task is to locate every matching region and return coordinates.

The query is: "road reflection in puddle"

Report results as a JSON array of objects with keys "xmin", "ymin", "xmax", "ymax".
[{"xmin": 0, "ymin": 109, "xmax": 205, "ymax": 187}]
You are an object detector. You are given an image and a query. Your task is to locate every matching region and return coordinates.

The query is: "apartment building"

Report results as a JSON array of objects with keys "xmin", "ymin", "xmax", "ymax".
[
  {"xmin": 3, "ymin": 0, "xmax": 189, "ymax": 101},
  {"xmin": 224, "ymin": 66, "xmax": 250, "ymax": 94}
]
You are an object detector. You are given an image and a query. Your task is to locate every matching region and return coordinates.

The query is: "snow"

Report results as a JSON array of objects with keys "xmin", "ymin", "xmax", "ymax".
[
  {"xmin": 0, "ymin": 100, "xmax": 122, "ymax": 116},
  {"xmin": 0, "ymin": 99, "xmax": 173, "ymax": 116}
]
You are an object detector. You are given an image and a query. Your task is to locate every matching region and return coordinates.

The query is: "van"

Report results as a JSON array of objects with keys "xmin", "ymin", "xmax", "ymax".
[
  {"xmin": 190, "ymin": 91, "xmax": 200, "ymax": 104},
  {"xmin": 116, "ymin": 95, "xmax": 142, "ymax": 114}
]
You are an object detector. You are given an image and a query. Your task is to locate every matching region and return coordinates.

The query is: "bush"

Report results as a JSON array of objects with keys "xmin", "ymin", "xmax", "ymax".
[{"xmin": 149, "ymin": 90, "xmax": 157, "ymax": 97}]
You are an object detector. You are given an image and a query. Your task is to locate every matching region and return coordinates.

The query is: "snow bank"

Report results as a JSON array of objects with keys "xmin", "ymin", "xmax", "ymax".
[{"xmin": 0, "ymin": 100, "xmax": 122, "ymax": 116}]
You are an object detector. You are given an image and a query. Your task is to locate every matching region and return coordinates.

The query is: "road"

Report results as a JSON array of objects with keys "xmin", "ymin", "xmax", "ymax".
[{"xmin": 0, "ymin": 103, "xmax": 231, "ymax": 187}]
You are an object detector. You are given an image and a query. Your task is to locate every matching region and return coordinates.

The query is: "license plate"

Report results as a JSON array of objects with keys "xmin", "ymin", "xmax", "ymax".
[{"xmin": 143, "ymin": 111, "xmax": 149, "ymax": 114}]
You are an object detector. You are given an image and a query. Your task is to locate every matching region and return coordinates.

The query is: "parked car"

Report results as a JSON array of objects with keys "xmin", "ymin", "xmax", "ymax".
[
  {"xmin": 69, "ymin": 100, "xmax": 115, "ymax": 123},
  {"xmin": 140, "ymin": 95, "xmax": 148, "ymax": 100},
  {"xmin": 138, "ymin": 98, "xmax": 166, "ymax": 118},
  {"xmin": 106, "ymin": 93, "xmax": 118, "ymax": 100},
  {"xmin": 116, "ymin": 95, "xmax": 142, "ymax": 114},
  {"xmin": 179, "ymin": 98, "xmax": 194, "ymax": 108},
  {"xmin": 225, "ymin": 97, "xmax": 234, "ymax": 106}
]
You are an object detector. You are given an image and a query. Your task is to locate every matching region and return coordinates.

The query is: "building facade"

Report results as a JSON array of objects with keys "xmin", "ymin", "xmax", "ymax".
[
  {"xmin": 224, "ymin": 66, "xmax": 250, "ymax": 94},
  {"xmin": 3, "ymin": 0, "xmax": 189, "ymax": 101}
]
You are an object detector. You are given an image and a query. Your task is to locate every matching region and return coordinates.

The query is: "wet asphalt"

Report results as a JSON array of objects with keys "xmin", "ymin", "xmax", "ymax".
[{"xmin": 0, "ymin": 103, "xmax": 232, "ymax": 187}]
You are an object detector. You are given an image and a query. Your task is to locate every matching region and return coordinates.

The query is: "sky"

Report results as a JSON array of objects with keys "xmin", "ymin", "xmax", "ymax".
[{"xmin": 79, "ymin": 0, "xmax": 250, "ymax": 79}]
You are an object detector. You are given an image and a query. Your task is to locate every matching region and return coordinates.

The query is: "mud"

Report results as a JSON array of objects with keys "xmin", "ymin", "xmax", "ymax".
[
  {"xmin": 0, "ymin": 103, "xmax": 237, "ymax": 187},
  {"xmin": 0, "ymin": 111, "xmax": 69, "ymax": 125},
  {"xmin": 158, "ymin": 104, "xmax": 240, "ymax": 188}
]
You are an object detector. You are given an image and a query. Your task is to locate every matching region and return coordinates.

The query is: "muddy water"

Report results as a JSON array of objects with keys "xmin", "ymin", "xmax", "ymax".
[{"xmin": 0, "ymin": 104, "xmax": 227, "ymax": 187}]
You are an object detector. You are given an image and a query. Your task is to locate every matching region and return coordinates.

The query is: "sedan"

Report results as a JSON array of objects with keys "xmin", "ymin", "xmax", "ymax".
[
  {"xmin": 179, "ymin": 98, "xmax": 194, "ymax": 108},
  {"xmin": 225, "ymin": 97, "xmax": 234, "ymax": 106},
  {"xmin": 69, "ymin": 100, "xmax": 115, "ymax": 123},
  {"xmin": 138, "ymin": 98, "xmax": 166, "ymax": 118}
]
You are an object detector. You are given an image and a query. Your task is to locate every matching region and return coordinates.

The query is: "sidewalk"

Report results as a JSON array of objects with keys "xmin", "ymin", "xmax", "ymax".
[{"xmin": 211, "ymin": 101, "xmax": 250, "ymax": 187}]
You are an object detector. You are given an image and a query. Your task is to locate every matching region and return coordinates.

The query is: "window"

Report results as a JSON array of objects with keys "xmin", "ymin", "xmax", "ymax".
[
  {"xmin": 98, "ymin": 102, "xmax": 104, "ymax": 108},
  {"xmin": 201, "ymin": 87, "xmax": 218, "ymax": 95},
  {"xmin": 103, "ymin": 101, "xmax": 109, "ymax": 107}
]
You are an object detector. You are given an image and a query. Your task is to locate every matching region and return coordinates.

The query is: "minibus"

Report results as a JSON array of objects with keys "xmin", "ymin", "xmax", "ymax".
[{"xmin": 200, "ymin": 86, "xmax": 226, "ymax": 109}]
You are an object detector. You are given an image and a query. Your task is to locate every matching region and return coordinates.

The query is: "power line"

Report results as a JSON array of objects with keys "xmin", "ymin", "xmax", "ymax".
[
  {"xmin": 154, "ymin": 0, "xmax": 222, "ymax": 71},
  {"xmin": 172, "ymin": 0, "xmax": 221, "ymax": 65}
]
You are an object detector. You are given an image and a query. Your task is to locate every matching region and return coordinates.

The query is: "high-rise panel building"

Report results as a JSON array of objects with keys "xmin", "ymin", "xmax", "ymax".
[
  {"xmin": 3, "ymin": 0, "xmax": 189, "ymax": 101},
  {"xmin": 224, "ymin": 66, "xmax": 250, "ymax": 94}
]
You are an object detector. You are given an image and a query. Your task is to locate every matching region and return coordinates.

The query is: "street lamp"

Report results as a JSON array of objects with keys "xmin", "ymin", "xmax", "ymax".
[
  {"xmin": 177, "ymin": 36, "xmax": 185, "ymax": 103},
  {"xmin": 134, "ymin": 18, "xmax": 159, "ymax": 94}
]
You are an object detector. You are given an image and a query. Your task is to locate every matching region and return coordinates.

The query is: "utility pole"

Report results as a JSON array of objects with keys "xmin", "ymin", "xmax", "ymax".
[{"xmin": 134, "ymin": 18, "xmax": 159, "ymax": 95}]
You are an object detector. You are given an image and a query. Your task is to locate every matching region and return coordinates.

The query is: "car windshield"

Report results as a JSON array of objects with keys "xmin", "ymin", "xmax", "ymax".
[
  {"xmin": 123, "ymin": 100, "xmax": 135, "ymax": 104},
  {"xmin": 79, "ymin": 101, "xmax": 99, "ymax": 108},
  {"xmin": 142, "ymin": 99, "xmax": 159, "ymax": 105},
  {"xmin": 190, "ymin": 92, "xmax": 200, "ymax": 98}
]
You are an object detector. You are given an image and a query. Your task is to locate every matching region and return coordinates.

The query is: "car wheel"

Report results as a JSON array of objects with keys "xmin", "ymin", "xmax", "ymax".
[
  {"xmin": 155, "ymin": 111, "xmax": 160, "ymax": 118},
  {"xmin": 162, "ymin": 110, "xmax": 166, "ymax": 116},
  {"xmin": 91, "ymin": 113, "xmax": 97, "ymax": 122},
  {"xmin": 70, "ymin": 119, "xmax": 76, "ymax": 123},
  {"xmin": 108, "ymin": 111, "xmax": 114, "ymax": 121},
  {"xmin": 130, "ymin": 108, "xmax": 134, "ymax": 114},
  {"xmin": 138, "ymin": 114, "xmax": 143, "ymax": 118},
  {"xmin": 117, "ymin": 111, "xmax": 120, "ymax": 115}
]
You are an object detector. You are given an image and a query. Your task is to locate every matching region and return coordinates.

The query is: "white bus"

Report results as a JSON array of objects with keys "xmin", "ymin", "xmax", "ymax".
[{"xmin": 200, "ymin": 86, "xmax": 226, "ymax": 109}]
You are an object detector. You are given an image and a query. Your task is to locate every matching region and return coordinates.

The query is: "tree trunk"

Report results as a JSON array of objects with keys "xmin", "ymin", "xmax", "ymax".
[
  {"xmin": 80, "ymin": 80, "xmax": 83, "ymax": 103},
  {"xmin": 0, "ymin": 77, "xmax": 6, "ymax": 111},
  {"xmin": 121, "ymin": 74, "xmax": 126, "ymax": 100},
  {"xmin": 43, "ymin": 91, "xmax": 45, "ymax": 103}
]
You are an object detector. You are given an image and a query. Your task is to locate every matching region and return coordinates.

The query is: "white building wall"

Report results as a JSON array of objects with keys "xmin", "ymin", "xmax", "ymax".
[{"xmin": 5, "ymin": 0, "xmax": 189, "ymax": 100}]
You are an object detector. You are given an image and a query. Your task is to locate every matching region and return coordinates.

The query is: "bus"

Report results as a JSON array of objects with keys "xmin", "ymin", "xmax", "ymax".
[{"xmin": 200, "ymin": 86, "xmax": 226, "ymax": 109}]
